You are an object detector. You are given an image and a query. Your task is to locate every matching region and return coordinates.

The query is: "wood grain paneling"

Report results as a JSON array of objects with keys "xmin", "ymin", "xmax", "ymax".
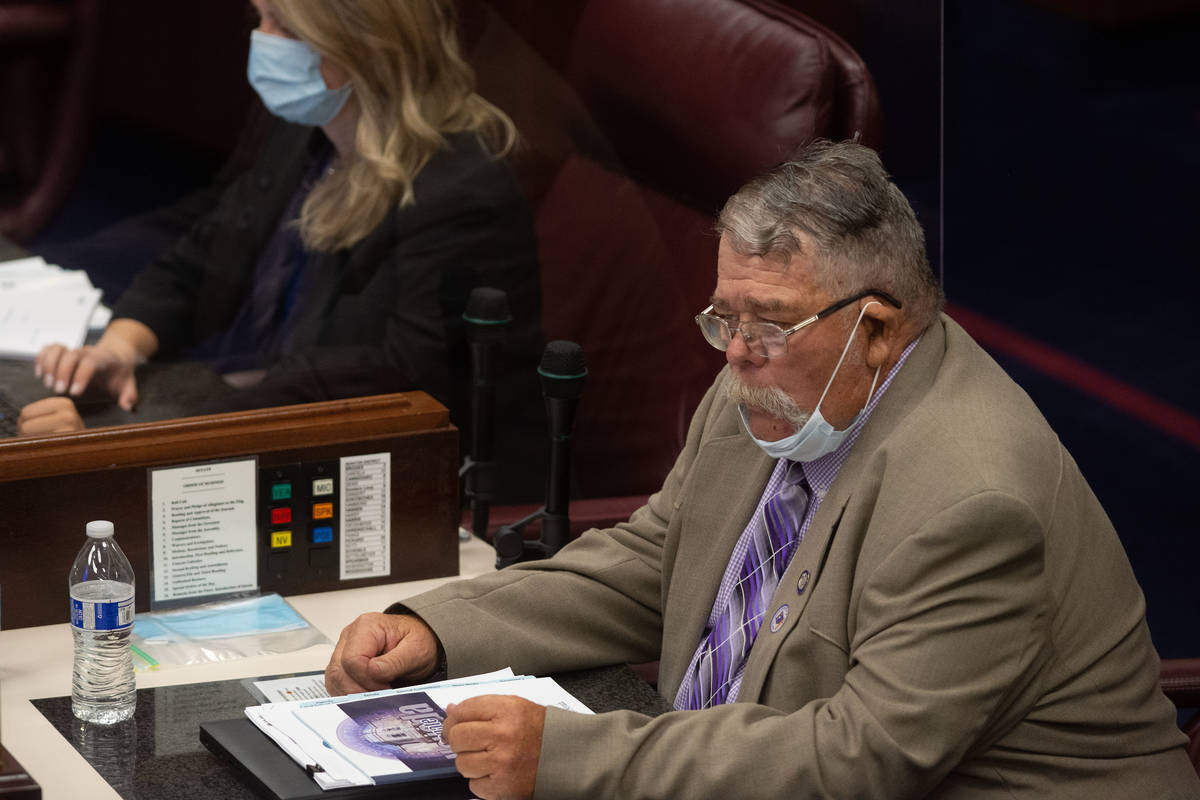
[{"xmin": 0, "ymin": 393, "xmax": 459, "ymax": 629}]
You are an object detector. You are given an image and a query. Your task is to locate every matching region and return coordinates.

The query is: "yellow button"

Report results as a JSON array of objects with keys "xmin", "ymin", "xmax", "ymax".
[
  {"xmin": 313, "ymin": 502, "xmax": 334, "ymax": 520},
  {"xmin": 271, "ymin": 531, "xmax": 292, "ymax": 549}
]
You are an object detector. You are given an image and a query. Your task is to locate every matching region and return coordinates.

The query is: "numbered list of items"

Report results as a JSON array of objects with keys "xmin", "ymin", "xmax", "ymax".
[
  {"xmin": 340, "ymin": 452, "xmax": 391, "ymax": 580},
  {"xmin": 150, "ymin": 458, "xmax": 259, "ymax": 603}
]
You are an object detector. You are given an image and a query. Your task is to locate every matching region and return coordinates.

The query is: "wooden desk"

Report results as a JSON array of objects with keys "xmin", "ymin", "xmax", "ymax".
[
  {"xmin": 0, "ymin": 535, "xmax": 497, "ymax": 800},
  {"xmin": 0, "ymin": 391, "xmax": 460, "ymax": 629}
]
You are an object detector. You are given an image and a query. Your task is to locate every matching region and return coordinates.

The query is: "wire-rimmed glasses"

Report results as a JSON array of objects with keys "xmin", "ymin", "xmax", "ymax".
[{"xmin": 695, "ymin": 289, "xmax": 902, "ymax": 358}]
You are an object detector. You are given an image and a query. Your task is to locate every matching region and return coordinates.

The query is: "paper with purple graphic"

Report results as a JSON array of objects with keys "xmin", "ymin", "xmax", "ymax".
[{"xmin": 246, "ymin": 670, "xmax": 592, "ymax": 789}]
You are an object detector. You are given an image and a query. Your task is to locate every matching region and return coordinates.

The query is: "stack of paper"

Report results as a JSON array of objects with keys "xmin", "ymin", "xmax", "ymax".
[
  {"xmin": 244, "ymin": 668, "xmax": 592, "ymax": 791},
  {"xmin": 0, "ymin": 256, "xmax": 110, "ymax": 359}
]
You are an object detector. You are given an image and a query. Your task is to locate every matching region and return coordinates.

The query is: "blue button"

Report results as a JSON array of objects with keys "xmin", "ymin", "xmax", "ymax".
[{"xmin": 312, "ymin": 526, "xmax": 334, "ymax": 544}]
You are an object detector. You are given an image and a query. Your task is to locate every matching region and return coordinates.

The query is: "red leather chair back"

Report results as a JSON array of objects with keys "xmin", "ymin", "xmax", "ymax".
[
  {"xmin": 1161, "ymin": 658, "xmax": 1200, "ymax": 777},
  {"xmin": 468, "ymin": 0, "xmax": 880, "ymax": 499},
  {"xmin": 567, "ymin": 0, "xmax": 879, "ymax": 212}
]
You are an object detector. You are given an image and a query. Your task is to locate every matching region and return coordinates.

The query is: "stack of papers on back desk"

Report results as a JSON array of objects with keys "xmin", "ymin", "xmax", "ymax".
[
  {"xmin": 0, "ymin": 256, "xmax": 109, "ymax": 359},
  {"xmin": 244, "ymin": 669, "xmax": 592, "ymax": 791}
]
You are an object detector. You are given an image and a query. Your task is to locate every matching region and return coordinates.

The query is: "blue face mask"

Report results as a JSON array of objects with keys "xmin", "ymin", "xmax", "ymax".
[
  {"xmin": 247, "ymin": 30, "xmax": 352, "ymax": 126},
  {"xmin": 133, "ymin": 593, "xmax": 309, "ymax": 642},
  {"xmin": 739, "ymin": 302, "xmax": 881, "ymax": 463}
]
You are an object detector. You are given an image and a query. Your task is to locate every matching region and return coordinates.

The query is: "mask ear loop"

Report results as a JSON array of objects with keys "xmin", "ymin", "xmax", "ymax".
[{"xmin": 814, "ymin": 300, "xmax": 883, "ymax": 413}]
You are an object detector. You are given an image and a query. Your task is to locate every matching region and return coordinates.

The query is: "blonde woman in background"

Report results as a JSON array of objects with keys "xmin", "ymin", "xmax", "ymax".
[{"xmin": 23, "ymin": 0, "xmax": 542, "ymax": 471}]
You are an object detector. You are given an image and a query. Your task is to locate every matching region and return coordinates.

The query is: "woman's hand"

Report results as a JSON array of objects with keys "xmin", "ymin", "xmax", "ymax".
[
  {"xmin": 34, "ymin": 318, "xmax": 158, "ymax": 411},
  {"xmin": 18, "ymin": 396, "xmax": 85, "ymax": 435}
]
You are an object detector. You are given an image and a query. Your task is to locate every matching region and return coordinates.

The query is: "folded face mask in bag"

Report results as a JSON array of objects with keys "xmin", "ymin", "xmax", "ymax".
[{"xmin": 133, "ymin": 593, "xmax": 328, "ymax": 667}]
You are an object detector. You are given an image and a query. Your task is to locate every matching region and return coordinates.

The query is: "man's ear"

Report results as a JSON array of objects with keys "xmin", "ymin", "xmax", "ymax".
[{"xmin": 860, "ymin": 299, "xmax": 903, "ymax": 370}]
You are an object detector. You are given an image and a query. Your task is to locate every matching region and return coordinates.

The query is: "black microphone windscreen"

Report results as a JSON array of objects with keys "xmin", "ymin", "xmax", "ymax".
[
  {"xmin": 539, "ymin": 340, "xmax": 587, "ymax": 379},
  {"xmin": 463, "ymin": 287, "xmax": 512, "ymax": 324},
  {"xmin": 539, "ymin": 340, "xmax": 587, "ymax": 400}
]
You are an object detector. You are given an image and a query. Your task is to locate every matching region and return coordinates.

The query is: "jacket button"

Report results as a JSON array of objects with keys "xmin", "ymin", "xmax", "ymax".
[
  {"xmin": 257, "ymin": 173, "xmax": 272, "ymax": 191},
  {"xmin": 237, "ymin": 210, "xmax": 255, "ymax": 230}
]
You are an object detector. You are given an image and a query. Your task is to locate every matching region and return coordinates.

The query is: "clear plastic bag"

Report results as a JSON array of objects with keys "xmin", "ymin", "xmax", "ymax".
[{"xmin": 131, "ymin": 593, "xmax": 328, "ymax": 669}]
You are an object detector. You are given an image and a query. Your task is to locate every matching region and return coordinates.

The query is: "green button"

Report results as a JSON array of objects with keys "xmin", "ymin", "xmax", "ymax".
[{"xmin": 271, "ymin": 483, "xmax": 292, "ymax": 501}]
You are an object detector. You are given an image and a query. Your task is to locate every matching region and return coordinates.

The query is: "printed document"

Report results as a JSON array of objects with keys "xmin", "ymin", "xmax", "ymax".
[
  {"xmin": 244, "ymin": 669, "xmax": 591, "ymax": 790},
  {"xmin": 0, "ymin": 256, "xmax": 106, "ymax": 358}
]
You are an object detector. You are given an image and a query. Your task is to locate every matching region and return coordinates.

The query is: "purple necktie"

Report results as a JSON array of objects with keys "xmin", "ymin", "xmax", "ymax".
[{"xmin": 686, "ymin": 461, "xmax": 809, "ymax": 710}]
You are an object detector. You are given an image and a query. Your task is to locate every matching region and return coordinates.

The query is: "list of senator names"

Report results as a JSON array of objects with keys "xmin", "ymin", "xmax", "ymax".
[{"xmin": 340, "ymin": 452, "xmax": 391, "ymax": 580}]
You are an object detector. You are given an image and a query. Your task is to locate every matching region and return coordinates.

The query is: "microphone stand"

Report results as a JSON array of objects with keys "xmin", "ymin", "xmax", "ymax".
[{"xmin": 494, "ymin": 340, "xmax": 586, "ymax": 568}]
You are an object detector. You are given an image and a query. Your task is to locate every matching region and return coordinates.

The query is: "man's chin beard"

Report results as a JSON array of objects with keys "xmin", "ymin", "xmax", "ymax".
[{"xmin": 727, "ymin": 374, "xmax": 810, "ymax": 429}]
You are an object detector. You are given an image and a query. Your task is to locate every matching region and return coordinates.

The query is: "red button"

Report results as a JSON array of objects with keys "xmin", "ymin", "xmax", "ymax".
[{"xmin": 271, "ymin": 507, "xmax": 292, "ymax": 525}]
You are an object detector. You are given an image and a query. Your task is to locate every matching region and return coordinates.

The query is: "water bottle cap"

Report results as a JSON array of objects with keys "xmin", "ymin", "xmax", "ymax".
[{"xmin": 86, "ymin": 520, "xmax": 115, "ymax": 538}]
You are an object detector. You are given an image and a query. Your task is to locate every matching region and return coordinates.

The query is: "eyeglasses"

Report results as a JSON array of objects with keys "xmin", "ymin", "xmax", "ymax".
[{"xmin": 695, "ymin": 289, "xmax": 902, "ymax": 359}]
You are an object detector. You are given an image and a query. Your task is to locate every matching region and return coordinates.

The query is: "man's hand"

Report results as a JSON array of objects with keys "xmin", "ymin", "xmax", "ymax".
[
  {"xmin": 325, "ymin": 612, "xmax": 439, "ymax": 695},
  {"xmin": 443, "ymin": 695, "xmax": 545, "ymax": 800},
  {"xmin": 18, "ymin": 396, "xmax": 85, "ymax": 435}
]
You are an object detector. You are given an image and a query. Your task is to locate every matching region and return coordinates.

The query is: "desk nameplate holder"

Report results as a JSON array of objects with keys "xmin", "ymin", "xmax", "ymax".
[{"xmin": 0, "ymin": 392, "xmax": 458, "ymax": 630}]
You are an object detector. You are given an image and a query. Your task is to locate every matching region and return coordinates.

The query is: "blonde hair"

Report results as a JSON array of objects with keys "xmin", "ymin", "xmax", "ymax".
[{"xmin": 272, "ymin": 0, "xmax": 517, "ymax": 252}]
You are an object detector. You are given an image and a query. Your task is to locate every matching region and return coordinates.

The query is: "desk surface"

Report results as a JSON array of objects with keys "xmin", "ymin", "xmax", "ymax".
[{"xmin": 0, "ymin": 535, "xmax": 499, "ymax": 799}]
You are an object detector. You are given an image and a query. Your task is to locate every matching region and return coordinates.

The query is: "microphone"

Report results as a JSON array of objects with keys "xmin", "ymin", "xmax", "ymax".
[
  {"xmin": 460, "ymin": 287, "xmax": 511, "ymax": 539},
  {"xmin": 494, "ymin": 340, "xmax": 587, "ymax": 567},
  {"xmin": 538, "ymin": 340, "xmax": 587, "ymax": 551}
]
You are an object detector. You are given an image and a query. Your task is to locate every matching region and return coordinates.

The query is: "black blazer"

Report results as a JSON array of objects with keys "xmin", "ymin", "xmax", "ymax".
[{"xmin": 113, "ymin": 120, "xmax": 542, "ymax": 419}]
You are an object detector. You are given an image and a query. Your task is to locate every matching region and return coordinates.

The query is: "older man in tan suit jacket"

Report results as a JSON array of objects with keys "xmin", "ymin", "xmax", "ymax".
[{"xmin": 326, "ymin": 141, "xmax": 1200, "ymax": 799}]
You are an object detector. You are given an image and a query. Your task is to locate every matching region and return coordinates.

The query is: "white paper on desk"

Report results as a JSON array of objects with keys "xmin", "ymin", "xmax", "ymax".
[
  {"xmin": 253, "ymin": 674, "xmax": 332, "ymax": 703},
  {"xmin": 245, "ymin": 670, "xmax": 591, "ymax": 790},
  {"xmin": 0, "ymin": 282, "xmax": 102, "ymax": 359},
  {"xmin": 0, "ymin": 266, "xmax": 86, "ymax": 292},
  {"xmin": 0, "ymin": 256, "xmax": 112, "ymax": 349},
  {"xmin": 0, "ymin": 255, "xmax": 51, "ymax": 280}
]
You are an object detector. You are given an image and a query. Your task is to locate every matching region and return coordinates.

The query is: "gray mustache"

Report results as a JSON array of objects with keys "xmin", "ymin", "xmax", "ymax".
[{"xmin": 727, "ymin": 375, "xmax": 810, "ymax": 428}]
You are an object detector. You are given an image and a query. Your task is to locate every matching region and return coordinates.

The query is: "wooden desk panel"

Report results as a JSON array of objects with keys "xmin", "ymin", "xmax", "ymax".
[{"xmin": 0, "ymin": 392, "xmax": 459, "ymax": 629}]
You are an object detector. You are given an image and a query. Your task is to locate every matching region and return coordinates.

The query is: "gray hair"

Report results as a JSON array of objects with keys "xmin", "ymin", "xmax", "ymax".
[{"xmin": 717, "ymin": 139, "xmax": 943, "ymax": 329}]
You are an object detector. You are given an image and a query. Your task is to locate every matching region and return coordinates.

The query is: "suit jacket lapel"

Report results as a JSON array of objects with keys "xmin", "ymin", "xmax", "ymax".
[
  {"xmin": 195, "ymin": 124, "xmax": 320, "ymax": 339},
  {"xmin": 658, "ymin": 429, "xmax": 775, "ymax": 697},
  {"xmin": 735, "ymin": 319, "xmax": 949, "ymax": 702}
]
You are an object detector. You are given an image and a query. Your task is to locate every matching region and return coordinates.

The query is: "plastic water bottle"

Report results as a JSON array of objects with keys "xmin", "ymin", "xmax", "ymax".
[{"xmin": 69, "ymin": 520, "xmax": 136, "ymax": 724}]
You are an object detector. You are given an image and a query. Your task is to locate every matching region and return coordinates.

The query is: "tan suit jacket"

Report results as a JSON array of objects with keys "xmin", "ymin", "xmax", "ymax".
[{"xmin": 405, "ymin": 316, "xmax": 1199, "ymax": 798}]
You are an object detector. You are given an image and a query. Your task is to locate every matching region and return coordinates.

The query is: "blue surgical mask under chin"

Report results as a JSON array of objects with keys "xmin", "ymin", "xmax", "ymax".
[
  {"xmin": 738, "ymin": 302, "xmax": 882, "ymax": 463},
  {"xmin": 247, "ymin": 30, "xmax": 352, "ymax": 126}
]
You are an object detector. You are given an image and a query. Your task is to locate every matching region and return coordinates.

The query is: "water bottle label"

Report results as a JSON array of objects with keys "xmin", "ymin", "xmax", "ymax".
[{"xmin": 71, "ymin": 596, "xmax": 134, "ymax": 631}]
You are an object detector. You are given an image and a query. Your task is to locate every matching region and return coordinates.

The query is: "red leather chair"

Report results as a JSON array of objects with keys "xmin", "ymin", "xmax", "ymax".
[
  {"xmin": 1161, "ymin": 658, "xmax": 1200, "ymax": 776},
  {"xmin": 0, "ymin": 0, "xmax": 100, "ymax": 243},
  {"xmin": 464, "ymin": 0, "xmax": 881, "ymax": 533}
]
